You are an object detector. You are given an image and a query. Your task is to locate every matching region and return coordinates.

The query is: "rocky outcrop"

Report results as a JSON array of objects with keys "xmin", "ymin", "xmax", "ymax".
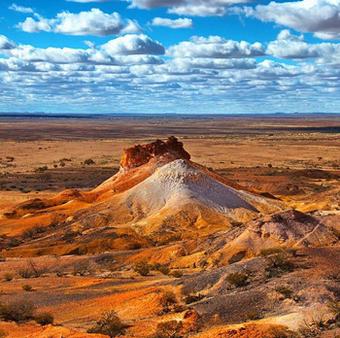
[
  {"xmin": 248, "ymin": 209, "xmax": 336, "ymax": 246},
  {"xmin": 120, "ymin": 136, "xmax": 191, "ymax": 170}
]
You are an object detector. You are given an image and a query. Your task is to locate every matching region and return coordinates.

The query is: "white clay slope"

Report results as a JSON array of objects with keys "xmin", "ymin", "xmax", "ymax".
[{"xmin": 123, "ymin": 159, "xmax": 278, "ymax": 216}]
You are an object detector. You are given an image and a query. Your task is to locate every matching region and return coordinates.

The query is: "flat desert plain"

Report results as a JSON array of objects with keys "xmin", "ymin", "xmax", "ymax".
[
  {"xmin": 0, "ymin": 115, "xmax": 339, "ymax": 209},
  {"xmin": 0, "ymin": 115, "xmax": 339, "ymax": 338}
]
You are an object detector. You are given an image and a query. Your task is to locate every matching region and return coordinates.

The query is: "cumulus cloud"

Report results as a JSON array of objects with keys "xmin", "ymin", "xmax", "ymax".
[
  {"xmin": 130, "ymin": 0, "xmax": 249, "ymax": 16},
  {"xmin": 20, "ymin": 17, "xmax": 52, "ymax": 33},
  {"xmin": 244, "ymin": 0, "xmax": 340, "ymax": 40},
  {"xmin": 0, "ymin": 35, "xmax": 16, "ymax": 50},
  {"xmin": 10, "ymin": 46, "xmax": 90, "ymax": 64},
  {"xmin": 0, "ymin": 32, "xmax": 339, "ymax": 114},
  {"xmin": 6, "ymin": 34, "xmax": 164, "ymax": 66},
  {"xmin": 18, "ymin": 9, "xmax": 140, "ymax": 36},
  {"xmin": 151, "ymin": 17, "xmax": 193, "ymax": 29},
  {"xmin": 101, "ymin": 34, "xmax": 165, "ymax": 55},
  {"xmin": 167, "ymin": 36, "xmax": 265, "ymax": 58},
  {"xmin": 168, "ymin": 57, "xmax": 257, "ymax": 71},
  {"xmin": 267, "ymin": 30, "xmax": 340, "ymax": 59},
  {"xmin": 66, "ymin": 0, "xmax": 109, "ymax": 2},
  {"xmin": 9, "ymin": 3, "xmax": 34, "ymax": 14}
]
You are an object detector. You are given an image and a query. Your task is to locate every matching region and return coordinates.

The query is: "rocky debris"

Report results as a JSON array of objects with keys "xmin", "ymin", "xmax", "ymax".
[
  {"xmin": 120, "ymin": 136, "xmax": 191, "ymax": 170},
  {"xmin": 248, "ymin": 209, "xmax": 337, "ymax": 246}
]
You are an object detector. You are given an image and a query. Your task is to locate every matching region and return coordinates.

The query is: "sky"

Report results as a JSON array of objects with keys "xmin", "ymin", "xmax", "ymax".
[{"xmin": 0, "ymin": 0, "xmax": 339, "ymax": 114}]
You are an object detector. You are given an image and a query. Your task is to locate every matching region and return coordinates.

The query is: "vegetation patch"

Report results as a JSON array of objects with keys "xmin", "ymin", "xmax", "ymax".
[
  {"xmin": 265, "ymin": 253, "xmax": 294, "ymax": 278},
  {"xmin": 160, "ymin": 291, "xmax": 178, "ymax": 313},
  {"xmin": 260, "ymin": 247, "xmax": 284, "ymax": 257},
  {"xmin": 3, "ymin": 273, "xmax": 13, "ymax": 282},
  {"xmin": 73, "ymin": 260, "xmax": 92, "ymax": 276},
  {"xmin": 152, "ymin": 263, "xmax": 170, "ymax": 276},
  {"xmin": 153, "ymin": 320, "xmax": 183, "ymax": 338},
  {"xmin": 0, "ymin": 300, "xmax": 35, "ymax": 322},
  {"xmin": 226, "ymin": 272, "xmax": 249, "ymax": 288},
  {"xmin": 170, "ymin": 270, "xmax": 183, "ymax": 278},
  {"xmin": 35, "ymin": 312, "xmax": 54, "ymax": 326},
  {"xmin": 88, "ymin": 310, "xmax": 126, "ymax": 337},
  {"xmin": 22, "ymin": 284, "xmax": 34, "ymax": 292},
  {"xmin": 133, "ymin": 261, "xmax": 151, "ymax": 276},
  {"xmin": 18, "ymin": 260, "xmax": 47, "ymax": 279},
  {"xmin": 275, "ymin": 286, "xmax": 294, "ymax": 299},
  {"xmin": 184, "ymin": 293, "xmax": 205, "ymax": 304}
]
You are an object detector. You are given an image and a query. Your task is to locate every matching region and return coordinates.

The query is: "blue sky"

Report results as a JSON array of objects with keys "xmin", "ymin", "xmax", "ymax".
[{"xmin": 0, "ymin": 0, "xmax": 339, "ymax": 114}]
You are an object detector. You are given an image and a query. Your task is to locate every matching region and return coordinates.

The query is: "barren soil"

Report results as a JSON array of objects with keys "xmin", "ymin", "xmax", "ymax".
[{"xmin": 0, "ymin": 115, "xmax": 339, "ymax": 338}]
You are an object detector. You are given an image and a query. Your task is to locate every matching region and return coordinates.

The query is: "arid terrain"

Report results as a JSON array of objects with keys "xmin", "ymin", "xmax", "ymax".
[{"xmin": 0, "ymin": 115, "xmax": 339, "ymax": 338}]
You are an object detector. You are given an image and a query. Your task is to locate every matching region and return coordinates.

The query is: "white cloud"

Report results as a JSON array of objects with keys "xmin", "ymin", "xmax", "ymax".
[
  {"xmin": 101, "ymin": 34, "xmax": 165, "ymax": 55},
  {"xmin": 10, "ymin": 46, "xmax": 90, "ymax": 64},
  {"xmin": 66, "ymin": 0, "xmax": 109, "ymax": 2},
  {"xmin": 7, "ymin": 34, "xmax": 164, "ymax": 66},
  {"xmin": 0, "ymin": 33, "xmax": 339, "ymax": 114},
  {"xmin": 169, "ymin": 4, "xmax": 227, "ymax": 16},
  {"xmin": 130, "ymin": 0, "xmax": 249, "ymax": 16},
  {"xmin": 151, "ymin": 17, "xmax": 193, "ymax": 29},
  {"xmin": 9, "ymin": 3, "xmax": 34, "ymax": 14},
  {"xmin": 18, "ymin": 9, "xmax": 140, "ymax": 36},
  {"xmin": 244, "ymin": 0, "xmax": 340, "ymax": 40},
  {"xmin": 0, "ymin": 35, "xmax": 16, "ymax": 50},
  {"xmin": 167, "ymin": 36, "xmax": 265, "ymax": 58},
  {"xmin": 167, "ymin": 57, "xmax": 257, "ymax": 71},
  {"xmin": 19, "ymin": 17, "xmax": 53, "ymax": 33},
  {"xmin": 267, "ymin": 30, "xmax": 340, "ymax": 59}
]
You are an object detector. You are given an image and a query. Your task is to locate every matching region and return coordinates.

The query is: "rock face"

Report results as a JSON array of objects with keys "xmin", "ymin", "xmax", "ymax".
[
  {"xmin": 120, "ymin": 136, "xmax": 191, "ymax": 170},
  {"xmin": 211, "ymin": 209, "xmax": 338, "ymax": 265}
]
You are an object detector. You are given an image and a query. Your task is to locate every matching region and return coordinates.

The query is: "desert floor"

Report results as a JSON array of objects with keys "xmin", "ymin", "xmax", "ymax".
[
  {"xmin": 0, "ymin": 115, "xmax": 339, "ymax": 337},
  {"xmin": 1, "ymin": 115, "xmax": 339, "ymax": 204}
]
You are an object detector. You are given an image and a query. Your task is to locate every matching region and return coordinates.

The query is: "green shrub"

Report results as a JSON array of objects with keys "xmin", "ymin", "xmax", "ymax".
[
  {"xmin": 0, "ymin": 300, "xmax": 35, "ymax": 322},
  {"xmin": 275, "ymin": 286, "xmax": 294, "ymax": 299},
  {"xmin": 18, "ymin": 268, "xmax": 35, "ymax": 279},
  {"xmin": 153, "ymin": 320, "xmax": 183, "ymax": 338},
  {"xmin": 3, "ymin": 273, "xmax": 13, "ymax": 282},
  {"xmin": 129, "ymin": 242, "xmax": 142, "ymax": 250},
  {"xmin": 7, "ymin": 238, "xmax": 21, "ymax": 248},
  {"xmin": 226, "ymin": 272, "xmax": 249, "ymax": 288},
  {"xmin": 133, "ymin": 261, "xmax": 151, "ymax": 276},
  {"xmin": 171, "ymin": 270, "xmax": 183, "ymax": 278},
  {"xmin": 55, "ymin": 270, "xmax": 66, "ymax": 277},
  {"xmin": 184, "ymin": 294, "xmax": 204, "ymax": 304},
  {"xmin": 260, "ymin": 247, "xmax": 283, "ymax": 257},
  {"xmin": 160, "ymin": 291, "xmax": 177, "ymax": 313},
  {"xmin": 62, "ymin": 230, "xmax": 78, "ymax": 243},
  {"xmin": 153, "ymin": 264, "xmax": 170, "ymax": 276},
  {"xmin": 73, "ymin": 261, "xmax": 91, "ymax": 276},
  {"xmin": 326, "ymin": 272, "xmax": 340, "ymax": 282},
  {"xmin": 265, "ymin": 253, "xmax": 294, "ymax": 278},
  {"xmin": 34, "ymin": 166, "xmax": 48, "ymax": 173},
  {"xmin": 245, "ymin": 310, "xmax": 263, "ymax": 321},
  {"xmin": 327, "ymin": 300, "xmax": 340, "ymax": 320},
  {"xmin": 18, "ymin": 260, "xmax": 47, "ymax": 279},
  {"xmin": 95, "ymin": 254, "xmax": 115, "ymax": 266},
  {"xmin": 83, "ymin": 159, "xmax": 95, "ymax": 166},
  {"xmin": 22, "ymin": 226, "xmax": 46, "ymax": 240},
  {"xmin": 22, "ymin": 284, "xmax": 34, "ymax": 292},
  {"xmin": 87, "ymin": 310, "xmax": 126, "ymax": 337},
  {"xmin": 35, "ymin": 312, "xmax": 54, "ymax": 326}
]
